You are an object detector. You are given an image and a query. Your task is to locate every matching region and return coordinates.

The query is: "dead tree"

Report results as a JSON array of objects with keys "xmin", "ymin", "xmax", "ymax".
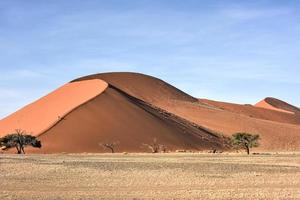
[
  {"xmin": 160, "ymin": 144, "xmax": 167, "ymax": 153},
  {"xmin": 142, "ymin": 138, "xmax": 166, "ymax": 153},
  {"xmin": 99, "ymin": 141, "xmax": 119, "ymax": 153}
]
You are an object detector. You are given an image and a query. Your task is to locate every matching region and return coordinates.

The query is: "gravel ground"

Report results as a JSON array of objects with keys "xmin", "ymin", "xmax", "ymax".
[{"xmin": 1, "ymin": 153, "xmax": 300, "ymax": 199}]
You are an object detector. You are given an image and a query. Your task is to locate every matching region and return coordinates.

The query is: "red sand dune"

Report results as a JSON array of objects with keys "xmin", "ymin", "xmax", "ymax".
[
  {"xmin": 73, "ymin": 72, "xmax": 300, "ymax": 151},
  {"xmin": 1, "ymin": 72, "xmax": 300, "ymax": 153},
  {"xmin": 200, "ymin": 99, "xmax": 300, "ymax": 125},
  {"xmin": 255, "ymin": 97, "xmax": 300, "ymax": 115},
  {"xmin": 37, "ymin": 86, "xmax": 227, "ymax": 153},
  {"xmin": 152, "ymin": 97, "xmax": 300, "ymax": 151}
]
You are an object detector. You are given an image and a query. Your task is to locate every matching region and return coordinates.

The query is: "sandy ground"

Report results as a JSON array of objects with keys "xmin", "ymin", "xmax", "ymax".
[{"xmin": 1, "ymin": 153, "xmax": 300, "ymax": 200}]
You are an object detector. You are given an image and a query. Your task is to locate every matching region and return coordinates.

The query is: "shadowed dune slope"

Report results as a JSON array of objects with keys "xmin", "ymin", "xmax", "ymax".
[
  {"xmin": 36, "ymin": 85, "xmax": 228, "ymax": 153},
  {"xmin": 255, "ymin": 97, "xmax": 300, "ymax": 115},
  {"xmin": 72, "ymin": 72, "xmax": 300, "ymax": 151},
  {"xmin": 0, "ymin": 80, "xmax": 108, "ymax": 137}
]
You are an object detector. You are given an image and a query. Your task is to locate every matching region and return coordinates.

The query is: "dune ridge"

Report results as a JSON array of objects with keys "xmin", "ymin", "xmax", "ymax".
[{"xmin": 73, "ymin": 72, "xmax": 197, "ymax": 106}]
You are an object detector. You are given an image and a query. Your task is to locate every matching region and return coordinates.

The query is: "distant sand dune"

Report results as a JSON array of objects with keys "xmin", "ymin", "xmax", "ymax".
[{"xmin": 255, "ymin": 97, "xmax": 300, "ymax": 115}]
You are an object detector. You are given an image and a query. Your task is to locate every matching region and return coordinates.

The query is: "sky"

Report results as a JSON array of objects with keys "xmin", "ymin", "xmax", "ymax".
[{"xmin": 0, "ymin": 0, "xmax": 299, "ymax": 118}]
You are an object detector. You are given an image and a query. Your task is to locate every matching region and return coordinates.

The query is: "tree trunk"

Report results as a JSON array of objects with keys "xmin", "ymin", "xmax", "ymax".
[
  {"xmin": 246, "ymin": 146, "xmax": 250, "ymax": 155},
  {"xmin": 109, "ymin": 147, "xmax": 114, "ymax": 153},
  {"xmin": 16, "ymin": 145, "xmax": 21, "ymax": 154},
  {"xmin": 21, "ymin": 145, "xmax": 26, "ymax": 154}
]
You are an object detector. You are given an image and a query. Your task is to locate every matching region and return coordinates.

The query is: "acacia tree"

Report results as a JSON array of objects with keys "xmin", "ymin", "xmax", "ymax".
[
  {"xmin": 231, "ymin": 132, "xmax": 260, "ymax": 155},
  {"xmin": 99, "ymin": 141, "xmax": 119, "ymax": 153},
  {"xmin": 0, "ymin": 129, "xmax": 42, "ymax": 154}
]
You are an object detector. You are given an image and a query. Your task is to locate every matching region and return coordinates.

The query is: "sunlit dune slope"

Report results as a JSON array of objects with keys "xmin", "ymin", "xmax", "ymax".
[{"xmin": 0, "ymin": 79, "xmax": 108, "ymax": 136}]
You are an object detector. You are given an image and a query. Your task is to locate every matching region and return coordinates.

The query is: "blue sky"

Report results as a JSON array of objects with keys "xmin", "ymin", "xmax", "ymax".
[{"xmin": 0, "ymin": 0, "xmax": 299, "ymax": 118}]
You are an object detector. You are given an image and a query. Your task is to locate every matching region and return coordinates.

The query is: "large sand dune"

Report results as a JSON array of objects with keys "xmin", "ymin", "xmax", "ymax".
[
  {"xmin": 72, "ymin": 72, "xmax": 300, "ymax": 151},
  {"xmin": 37, "ymin": 85, "xmax": 227, "ymax": 153},
  {"xmin": 1, "ymin": 72, "xmax": 299, "ymax": 152}
]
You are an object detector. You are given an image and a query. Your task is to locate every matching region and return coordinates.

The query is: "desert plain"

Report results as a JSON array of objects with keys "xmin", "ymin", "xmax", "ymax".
[{"xmin": 1, "ymin": 153, "xmax": 300, "ymax": 200}]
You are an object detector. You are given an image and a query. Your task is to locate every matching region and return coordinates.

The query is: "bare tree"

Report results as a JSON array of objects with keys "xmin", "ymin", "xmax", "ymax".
[
  {"xmin": 0, "ymin": 129, "xmax": 42, "ymax": 154},
  {"xmin": 142, "ymin": 138, "xmax": 166, "ymax": 153},
  {"xmin": 160, "ymin": 144, "xmax": 167, "ymax": 153},
  {"xmin": 99, "ymin": 141, "xmax": 119, "ymax": 153}
]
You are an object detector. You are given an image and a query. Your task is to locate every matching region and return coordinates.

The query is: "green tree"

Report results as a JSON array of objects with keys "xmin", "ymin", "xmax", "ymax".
[
  {"xmin": 231, "ymin": 132, "xmax": 260, "ymax": 155},
  {"xmin": 0, "ymin": 129, "xmax": 42, "ymax": 154}
]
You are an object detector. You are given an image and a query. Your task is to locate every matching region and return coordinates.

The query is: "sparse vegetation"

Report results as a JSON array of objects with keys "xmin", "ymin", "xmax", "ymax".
[
  {"xmin": 142, "ymin": 138, "xmax": 167, "ymax": 153},
  {"xmin": 99, "ymin": 141, "xmax": 119, "ymax": 153},
  {"xmin": 0, "ymin": 129, "xmax": 42, "ymax": 154},
  {"xmin": 231, "ymin": 132, "xmax": 260, "ymax": 154}
]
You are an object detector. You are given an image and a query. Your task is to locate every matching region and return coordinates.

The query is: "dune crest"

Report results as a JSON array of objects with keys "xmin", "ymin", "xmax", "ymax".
[{"xmin": 73, "ymin": 72, "xmax": 197, "ymax": 106}]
